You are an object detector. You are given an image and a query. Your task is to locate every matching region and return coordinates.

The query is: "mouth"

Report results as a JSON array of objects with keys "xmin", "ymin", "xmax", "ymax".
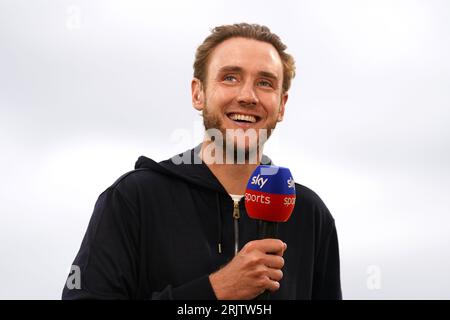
[{"xmin": 226, "ymin": 113, "xmax": 261, "ymax": 127}]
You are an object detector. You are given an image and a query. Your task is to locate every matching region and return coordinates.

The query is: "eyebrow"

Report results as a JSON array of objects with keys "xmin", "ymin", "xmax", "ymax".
[{"xmin": 217, "ymin": 65, "xmax": 279, "ymax": 82}]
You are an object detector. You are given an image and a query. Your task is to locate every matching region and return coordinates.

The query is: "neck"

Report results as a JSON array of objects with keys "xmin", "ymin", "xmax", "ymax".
[{"xmin": 199, "ymin": 140, "xmax": 264, "ymax": 195}]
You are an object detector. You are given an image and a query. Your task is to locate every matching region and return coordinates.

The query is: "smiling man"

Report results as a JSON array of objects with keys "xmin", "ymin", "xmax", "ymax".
[
  {"xmin": 192, "ymin": 36, "xmax": 289, "ymax": 192},
  {"xmin": 62, "ymin": 23, "xmax": 342, "ymax": 300}
]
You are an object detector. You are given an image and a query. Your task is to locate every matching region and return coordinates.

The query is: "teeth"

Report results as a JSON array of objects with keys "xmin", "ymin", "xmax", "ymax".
[{"xmin": 229, "ymin": 113, "xmax": 257, "ymax": 123}]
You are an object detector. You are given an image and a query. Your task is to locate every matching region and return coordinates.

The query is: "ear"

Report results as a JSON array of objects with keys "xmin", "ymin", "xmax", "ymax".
[
  {"xmin": 277, "ymin": 92, "xmax": 288, "ymax": 122},
  {"xmin": 191, "ymin": 78, "xmax": 205, "ymax": 111}
]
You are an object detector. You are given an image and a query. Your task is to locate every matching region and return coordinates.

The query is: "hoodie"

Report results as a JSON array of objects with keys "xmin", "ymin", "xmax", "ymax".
[{"xmin": 62, "ymin": 145, "xmax": 342, "ymax": 300}]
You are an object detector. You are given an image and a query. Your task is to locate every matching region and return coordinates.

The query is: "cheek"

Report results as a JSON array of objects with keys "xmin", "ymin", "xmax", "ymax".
[
  {"xmin": 258, "ymin": 89, "xmax": 279, "ymax": 100},
  {"xmin": 209, "ymin": 86, "xmax": 238, "ymax": 106},
  {"xmin": 260, "ymin": 93, "xmax": 282, "ymax": 112}
]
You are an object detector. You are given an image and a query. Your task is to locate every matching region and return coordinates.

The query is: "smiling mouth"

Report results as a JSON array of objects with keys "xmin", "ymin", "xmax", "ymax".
[{"xmin": 227, "ymin": 113, "xmax": 260, "ymax": 124}]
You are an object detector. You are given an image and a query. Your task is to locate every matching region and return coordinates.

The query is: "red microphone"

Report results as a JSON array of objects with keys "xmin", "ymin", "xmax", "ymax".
[
  {"xmin": 245, "ymin": 165, "xmax": 296, "ymax": 299},
  {"xmin": 245, "ymin": 165, "xmax": 296, "ymax": 238}
]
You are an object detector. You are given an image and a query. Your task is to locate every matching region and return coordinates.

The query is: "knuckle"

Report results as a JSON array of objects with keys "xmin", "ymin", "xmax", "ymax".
[
  {"xmin": 255, "ymin": 265, "xmax": 268, "ymax": 277},
  {"xmin": 257, "ymin": 276, "xmax": 269, "ymax": 289},
  {"xmin": 276, "ymin": 269, "xmax": 283, "ymax": 281},
  {"xmin": 274, "ymin": 281, "xmax": 280, "ymax": 290},
  {"xmin": 249, "ymin": 253, "xmax": 263, "ymax": 266},
  {"xmin": 270, "ymin": 269, "xmax": 283, "ymax": 282},
  {"xmin": 270, "ymin": 256, "xmax": 284, "ymax": 269},
  {"xmin": 243, "ymin": 240, "xmax": 257, "ymax": 252},
  {"xmin": 270, "ymin": 280, "xmax": 280, "ymax": 291},
  {"xmin": 242, "ymin": 242, "xmax": 252, "ymax": 252}
]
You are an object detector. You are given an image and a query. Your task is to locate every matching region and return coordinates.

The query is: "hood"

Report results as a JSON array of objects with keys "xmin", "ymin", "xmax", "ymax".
[{"xmin": 134, "ymin": 144, "xmax": 273, "ymax": 195}]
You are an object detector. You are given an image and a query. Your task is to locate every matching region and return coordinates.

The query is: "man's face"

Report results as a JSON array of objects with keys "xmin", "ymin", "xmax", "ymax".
[{"xmin": 192, "ymin": 37, "xmax": 288, "ymax": 158}]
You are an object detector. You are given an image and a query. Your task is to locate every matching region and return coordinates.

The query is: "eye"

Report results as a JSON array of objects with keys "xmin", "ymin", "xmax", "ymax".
[
  {"xmin": 223, "ymin": 75, "xmax": 238, "ymax": 82},
  {"xmin": 258, "ymin": 79, "xmax": 273, "ymax": 87}
]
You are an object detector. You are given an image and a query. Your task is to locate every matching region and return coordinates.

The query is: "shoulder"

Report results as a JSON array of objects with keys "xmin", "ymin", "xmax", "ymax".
[
  {"xmin": 294, "ymin": 182, "xmax": 335, "ymax": 226},
  {"xmin": 110, "ymin": 167, "xmax": 173, "ymax": 191},
  {"xmin": 100, "ymin": 167, "xmax": 175, "ymax": 207}
]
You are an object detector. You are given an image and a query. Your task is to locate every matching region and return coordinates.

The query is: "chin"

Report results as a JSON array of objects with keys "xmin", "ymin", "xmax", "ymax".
[{"xmin": 224, "ymin": 139, "xmax": 261, "ymax": 164}]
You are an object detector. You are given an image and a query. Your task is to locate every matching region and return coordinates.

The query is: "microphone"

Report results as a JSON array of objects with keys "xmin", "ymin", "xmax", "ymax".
[{"xmin": 245, "ymin": 165, "xmax": 296, "ymax": 299}]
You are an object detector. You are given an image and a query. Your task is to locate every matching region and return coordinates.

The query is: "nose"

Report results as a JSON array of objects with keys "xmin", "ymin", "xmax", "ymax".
[{"xmin": 237, "ymin": 80, "xmax": 259, "ymax": 106}]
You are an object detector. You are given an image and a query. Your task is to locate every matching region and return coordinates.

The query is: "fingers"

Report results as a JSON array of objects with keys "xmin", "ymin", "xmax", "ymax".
[
  {"xmin": 231, "ymin": 239, "xmax": 288, "ymax": 297},
  {"xmin": 243, "ymin": 239, "xmax": 287, "ymax": 256},
  {"xmin": 266, "ymin": 278, "xmax": 280, "ymax": 292},
  {"xmin": 264, "ymin": 255, "xmax": 285, "ymax": 269},
  {"xmin": 262, "ymin": 269, "xmax": 283, "ymax": 292},
  {"xmin": 255, "ymin": 264, "xmax": 284, "ymax": 293},
  {"xmin": 274, "ymin": 242, "xmax": 288, "ymax": 257},
  {"xmin": 267, "ymin": 267, "xmax": 283, "ymax": 282}
]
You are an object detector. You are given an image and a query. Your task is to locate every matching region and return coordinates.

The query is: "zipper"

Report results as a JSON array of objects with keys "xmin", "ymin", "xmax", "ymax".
[{"xmin": 233, "ymin": 201, "xmax": 240, "ymax": 256}]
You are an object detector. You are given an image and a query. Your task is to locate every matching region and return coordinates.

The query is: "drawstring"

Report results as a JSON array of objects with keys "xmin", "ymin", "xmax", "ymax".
[{"xmin": 215, "ymin": 193, "xmax": 223, "ymax": 254}]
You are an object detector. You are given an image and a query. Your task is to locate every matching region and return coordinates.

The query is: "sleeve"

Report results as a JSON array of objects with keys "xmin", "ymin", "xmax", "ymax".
[
  {"xmin": 150, "ymin": 275, "xmax": 217, "ymax": 300},
  {"xmin": 62, "ymin": 186, "xmax": 140, "ymax": 299},
  {"xmin": 62, "ymin": 185, "xmax": 218, "ymax": 300},
  {"xmin": 311, "ymin": 217, "xmax": 342, "ymax": 300}
]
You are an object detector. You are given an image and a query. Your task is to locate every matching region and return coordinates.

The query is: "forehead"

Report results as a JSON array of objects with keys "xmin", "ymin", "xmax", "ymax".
[{"xmin": 207, "ymin": 37, "xmax": 283, "ymax": 79}]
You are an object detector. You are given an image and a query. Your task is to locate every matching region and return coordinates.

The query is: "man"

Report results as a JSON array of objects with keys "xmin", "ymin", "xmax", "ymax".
[{"xmin": 62, "ymin": 23, "xmax": 342, "ymax": 300}]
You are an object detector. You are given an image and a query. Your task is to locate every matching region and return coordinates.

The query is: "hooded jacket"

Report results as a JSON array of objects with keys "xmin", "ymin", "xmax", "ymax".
[{"xmin": 62, "ymin": 145, "xmax": 342, "ymax": 300}]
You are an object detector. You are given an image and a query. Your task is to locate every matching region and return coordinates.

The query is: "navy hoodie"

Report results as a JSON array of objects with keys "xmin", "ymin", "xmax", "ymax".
[{"xmin": 62, "ymin": 145, "xmax": 342, "ymax": 300}]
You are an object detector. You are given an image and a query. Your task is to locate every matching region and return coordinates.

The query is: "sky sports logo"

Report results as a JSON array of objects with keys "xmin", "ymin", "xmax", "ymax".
[
  {"xmin": 245, "ymin": 192, "xmax": 296, "ymax": 206},
  {"xmin": 250, "ymin": 174, "xmax": 268, "ymax": 189},
  {"xmin": 250, "ymin": 174, "xmax": 295, "ymax": 190}
]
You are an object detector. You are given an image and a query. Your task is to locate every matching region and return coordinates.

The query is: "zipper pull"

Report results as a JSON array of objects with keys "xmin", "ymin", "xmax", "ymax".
[
  {"xmin": 232, "ymin": 200, "xmax": 240, "ymax": 256},
  {"xmin": 233, "ymin": 201, "xmax": 240, "ymax": 219}
]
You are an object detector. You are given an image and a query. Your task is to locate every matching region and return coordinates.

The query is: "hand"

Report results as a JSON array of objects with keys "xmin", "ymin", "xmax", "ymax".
[{"xmin": 209, "ymin": 239, "xmax": 287, "ymax": 300}]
